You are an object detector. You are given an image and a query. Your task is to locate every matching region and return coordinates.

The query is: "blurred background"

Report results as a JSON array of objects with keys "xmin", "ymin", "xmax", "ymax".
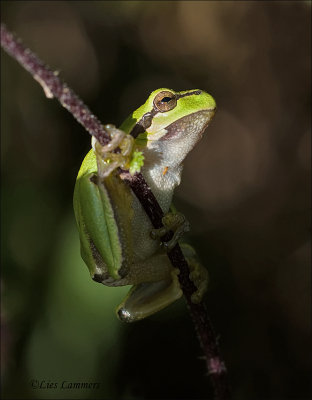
[{"xmin": 1, "ymin": 1, "xmax": 311, "ymax": 399}]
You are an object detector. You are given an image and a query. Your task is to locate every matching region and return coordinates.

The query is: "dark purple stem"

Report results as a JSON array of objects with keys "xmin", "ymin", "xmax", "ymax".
[
  {"xmin": 120, "ymin": 172, "xmax": 230, "ymax": 399},
  {"xmin": 0, "ymin": 23, "xmax": 109, "ymax": 146},
  {"xmin": 1, "ymin": 23, "xmax": 230, "ymax": 399}
]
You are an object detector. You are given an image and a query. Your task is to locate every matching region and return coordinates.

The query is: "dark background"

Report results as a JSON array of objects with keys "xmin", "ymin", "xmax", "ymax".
[{"xmin": 1, "ymin": 1, "xmax": 311, "ymax": 399}]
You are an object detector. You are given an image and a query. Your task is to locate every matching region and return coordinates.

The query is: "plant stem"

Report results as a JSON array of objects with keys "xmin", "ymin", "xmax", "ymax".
[
  {"xmin": 1, "ymin": 22, "xmax": 230, "ymax": 399},
  {"xmin": 0, "ymin": 23, "xmax": 110, "ymax": 146}
]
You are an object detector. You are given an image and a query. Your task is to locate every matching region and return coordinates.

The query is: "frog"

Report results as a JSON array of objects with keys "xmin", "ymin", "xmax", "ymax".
[{"xmin": 73, "ymin": 88, "xmax": 216, "ymax": 322}]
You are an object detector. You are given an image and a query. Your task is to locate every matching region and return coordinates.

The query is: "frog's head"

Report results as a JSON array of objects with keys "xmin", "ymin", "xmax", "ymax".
[{"xmin": 120, "ymin": 88, "xmax": 216, "ymax": 165}]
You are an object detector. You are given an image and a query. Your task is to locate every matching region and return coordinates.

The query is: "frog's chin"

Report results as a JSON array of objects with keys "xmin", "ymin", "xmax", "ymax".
[
  {"xmin": 162, "ymin": 109, "xmax": 215, "ymax": 141},
  {"xmin": 147, "ymin": 109, "xmax": 215, "ymax": 143},
  {"xmin": 144, "ymin": 109, "xmax": 215, "ymax": 168}
]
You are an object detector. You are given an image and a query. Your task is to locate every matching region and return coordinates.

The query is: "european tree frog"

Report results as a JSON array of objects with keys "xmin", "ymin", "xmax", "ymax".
[{"xmin": 73, "ymin": 88, "xmax": 216, "ymax": 322}]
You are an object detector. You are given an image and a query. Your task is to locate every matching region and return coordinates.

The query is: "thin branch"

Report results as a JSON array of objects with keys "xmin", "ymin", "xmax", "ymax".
[
  {"xmin": 1, "ymin": 23, "xmax": 230, "ymax": 399},
  {"xmin": 0, "ymin": 23, "xmax": 110, "ymax": 146},
  {"xmin": 121, "ymin": 172, "xmax": 230, "ymax": 399}
]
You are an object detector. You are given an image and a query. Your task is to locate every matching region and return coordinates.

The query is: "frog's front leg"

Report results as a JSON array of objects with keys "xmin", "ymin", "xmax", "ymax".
[
  {"xmin": 92, "ymin": 124, "xmax": 134, "ymax": 178},
  {"xmin": 150, "ymin": 211, "xmax": 190, "ymax": 251}
]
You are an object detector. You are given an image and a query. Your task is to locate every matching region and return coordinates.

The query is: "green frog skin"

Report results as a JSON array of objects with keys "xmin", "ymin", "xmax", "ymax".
[{"xmin": 73, "ymin": 88, "xmax": 216, "ymax": 322}]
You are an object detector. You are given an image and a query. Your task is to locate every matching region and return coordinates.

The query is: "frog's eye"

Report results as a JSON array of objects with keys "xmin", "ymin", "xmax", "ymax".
[{"xmin": 153, "ymin": 91, "xmax": 177, "ymax": 112}]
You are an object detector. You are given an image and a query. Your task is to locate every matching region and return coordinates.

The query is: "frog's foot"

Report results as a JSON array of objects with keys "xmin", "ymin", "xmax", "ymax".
[
  {"xmin": 188, "ymin": 261, "xmax": 209, "ymax": 303},
  {"xmin": 150, "ymin": 212, "xmax": 190, "ymax": 252},
  {"xmin": 92, "ymin": 124, "xmax": 134, "ymax": 178},
  {"xmin": 181, "ymin": 243, "xmax": 209, "ymax": 304},
  {"xmin": 116, "ymin": 269, "xmax": 182, "ymax": 322}
]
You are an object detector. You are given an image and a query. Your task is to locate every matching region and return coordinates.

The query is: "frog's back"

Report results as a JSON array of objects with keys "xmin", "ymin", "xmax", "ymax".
[{"xmin": 73, "ymin": 148, "xmax": 160, "ymax": 285}]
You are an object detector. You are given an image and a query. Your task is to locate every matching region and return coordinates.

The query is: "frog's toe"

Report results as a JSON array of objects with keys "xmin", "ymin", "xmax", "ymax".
[
  {"xmin": 189, "ymin": 269, "xmax": 201, "ymax": 282},
  {"xmin": 117, "ymin": 308, "xmax": 132, "ymax": 322},
  {"xmin": 188, "ymin": 262, "xmax": 209, "ymax": 304},
  {"xmin": 190, "ymin": 287, "xmax": 205, "ymax": 304},
  {"xmin": 150, "ymin": 212, "xmax": 190, "ymax": 252}
]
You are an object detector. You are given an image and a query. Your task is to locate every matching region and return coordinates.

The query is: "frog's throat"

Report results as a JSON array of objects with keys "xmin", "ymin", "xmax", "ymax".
[{"xmin": 144, "ymin": 110, "xmax": 214, "ymax": 170}]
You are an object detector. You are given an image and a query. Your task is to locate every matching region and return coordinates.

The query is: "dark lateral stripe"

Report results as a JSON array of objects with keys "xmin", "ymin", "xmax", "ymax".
[
  {"xmin": 129, "ymin": 108, "xmax": 158, "ymax": 138},
  {"xmin": 129, "ymin": 90, "xmax": 202, "ymax": 138},
  {"xmin": 129, "ymin": 123, "xmax": 146, "ymax": 139},
  {"xmin": 176, "ymin": 90, "xmax": 202, "ymax": 99}
]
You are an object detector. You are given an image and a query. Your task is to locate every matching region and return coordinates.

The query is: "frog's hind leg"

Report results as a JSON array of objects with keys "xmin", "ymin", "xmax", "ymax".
[{"xmin": 116, "ymin": 269, "xmax": 182, "ymax": 322}]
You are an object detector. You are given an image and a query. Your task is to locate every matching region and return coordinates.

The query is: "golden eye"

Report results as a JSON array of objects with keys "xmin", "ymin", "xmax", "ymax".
[{"xmin": 153, "ymin": 91, "xmax": 177, "ymax": 112}]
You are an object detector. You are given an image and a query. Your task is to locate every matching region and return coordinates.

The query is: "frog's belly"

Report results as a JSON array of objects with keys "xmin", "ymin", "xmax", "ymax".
[
  {"xmin": 124, "ymin": 169, "xmax": 174, "ymax": 265},
  {"xmin": 104, "ymin": 174, "xmax": 160, "ymax": 268},
  {"xmin": 104, "ymin": 170, "xmax": 173, "ymax": 277}
]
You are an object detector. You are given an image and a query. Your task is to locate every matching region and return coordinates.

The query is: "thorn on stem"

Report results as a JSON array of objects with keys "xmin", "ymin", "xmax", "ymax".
[{"xmin": 34, "ymin": 74, "xmax": 54, "ymax": 98}]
